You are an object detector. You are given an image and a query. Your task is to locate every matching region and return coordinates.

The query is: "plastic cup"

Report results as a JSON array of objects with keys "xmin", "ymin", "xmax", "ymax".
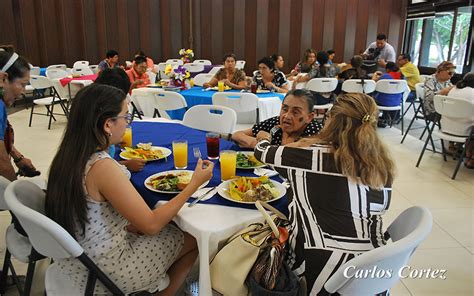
[
  {"xmin": 172, "ymin": 140, "xmax": 188, "ymax": 169},
  {"xmin": 250, "ymin": 83, "xmax": 257, "ymax": 93},
  {"xmin": 206, "ymin": 133, "xmax": 220, "ymax": 160},
  {"xmin": 220, "ymin": 150, "xmax": 236, "ymax": 181},
  {"xmin": 121, "ymin": 127, "xmax": 133, "ymax": 148}
]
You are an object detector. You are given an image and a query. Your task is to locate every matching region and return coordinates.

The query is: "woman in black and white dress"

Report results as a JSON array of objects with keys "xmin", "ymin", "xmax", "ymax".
[{"xmin": 254, "ymin": 93, "xmax": 395, "ymax": 295}]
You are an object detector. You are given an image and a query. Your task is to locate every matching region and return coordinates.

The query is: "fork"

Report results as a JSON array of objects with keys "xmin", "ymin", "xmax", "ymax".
[{"xmin": 193, "ymin": 147, "xmax": 208, "ymax": 168}]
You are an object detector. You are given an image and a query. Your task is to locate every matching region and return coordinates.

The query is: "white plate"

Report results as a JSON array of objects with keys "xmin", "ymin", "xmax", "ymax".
[
  {"xmin": 144, "ymin": 170, "xmax": 209, "ymax": 194},
  {"xmin": 209, "ymin": 86, "xmax": 232, "ymax": 91},
  {"xmin": 217, "ymin": 177, "xmax": 286, "ymax": 204},
  {"xmin": 236, "ymin": 151, "xmax": 266, "ymax": 169},
  {"xmin": 256, "ymin": 89, "xmax": 270, "ymax": 93},
  {"xmin": 120, "ymin": 146, "xmax": 172, "ymax": 162}
]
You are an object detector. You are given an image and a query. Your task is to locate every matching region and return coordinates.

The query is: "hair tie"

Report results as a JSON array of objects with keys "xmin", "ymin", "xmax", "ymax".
[
  {"xmin": 362, "ymin": 114, "xmax": 375, "ymax": 124},
  {"xmin": 1, "ymin": 52, "xmax": 19, "ymax": 72}
]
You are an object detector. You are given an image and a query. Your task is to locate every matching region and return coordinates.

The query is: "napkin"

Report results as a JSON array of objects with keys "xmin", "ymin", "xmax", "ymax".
[
  {"xmin": 253, "ymin": 168, "xmax": 279, "ymax": 177},
  {"xmin": 190, "ymin": 187, "xmax": 217, "ymax": 201}
]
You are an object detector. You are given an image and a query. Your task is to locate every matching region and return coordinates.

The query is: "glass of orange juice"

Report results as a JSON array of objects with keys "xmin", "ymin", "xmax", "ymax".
[
  {"xmin": 121, "ymin": 126, "xmax": 133, "ymax": 148},
  {"xmin": 220, "ymin": 150, "xmax": 236, "ymax": 181},
  {"xmin": 172, "ymin": 140, "xmax": 188, "ymax": 169},
  {"xmin": 218, "ymin": 80, "xmax": 225, "ymax": 92}
]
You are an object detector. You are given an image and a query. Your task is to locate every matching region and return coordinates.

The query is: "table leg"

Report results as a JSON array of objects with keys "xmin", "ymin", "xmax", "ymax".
[{"xmin": 196, "ymin": 232, "xmax": 212, "ymax": 296}]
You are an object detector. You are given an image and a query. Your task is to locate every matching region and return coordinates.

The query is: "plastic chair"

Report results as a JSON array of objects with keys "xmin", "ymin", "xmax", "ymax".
[
  {"xmin": 4, "ymin": 180, "xmax": 125, "ymax": 295},
  {"xmin": 46, "ymin": 64, "xmax": 67, "ymax": 71},
  {"xmin": 183, "ymin": 105, "xmax": 237, "ymax": 134},
  {"xmin": 147, "ymin": 70, "xmax": 157, "ymax": 84},
  {"xmin": 416, "ymin": 95, "xmax": 474, "ymax": 179},
  {"xmin": 324, "ymin": 206, "xmax": 432, "ymax": 295},
  {"xmin": 131, "ymin": 88, "xmax": 164, "ymax": 118},
  {"xmin": 72, "ymin": 67, "xmax": 93, "ymax": 76},
  {"xmin": 165, "ymin": 59, "xmax": 183, "ymax": 65},
  {"xmin": 375, "ymin": 80, "xmax": 409, "ymax": 134},
  {"xmin": 208, "ymin": 66, "xmax": 222, "ymax": 75},
  {"xmin": 29, "ymin": 66, "xmax": 41, "ymax": 76},
  {"xmin": 45, "ymin": 69, "xmax": 69, "ymax": 80},
  {"xmin": 193, "ymin": 59, "xmax": 212, "ymax": 66},
  {"xmin": 306, "ymin": 78, "xmax": 338, "ymax": 119},
  {"xmin": 193, "ymin": 73, "xmax": 214, "ymax": 87},
  {"xmin": 72, "ymin": 61, "xmax": 89, "ymax": 69},
  {"xmin": 89, "ymin": 65, "xmax": 99, "ymax": 74},
  {"xmin": 183, "ymin": 63, "xmax": 205, "ymax": 73},
  {"xmin": 149, "ymin": 90, "xmax": 188, "ymax": 119},
  {"xmin": 29, "ymin": 75, "xmax": 69, "ymax": 129},
  {"xmin": 236, "ymin": 60, "xmax": 246, "ymax": 70},
  {"xmin": 212, "ymin": 92, "xmax": 259, "ymax": 124},
  {"xmin": 341, "ymin": 79, "xmax": 376, "ymax": 94},
  {"xmin": 158, "ymin": 62, "xmax": 179, "ymax": 80}
]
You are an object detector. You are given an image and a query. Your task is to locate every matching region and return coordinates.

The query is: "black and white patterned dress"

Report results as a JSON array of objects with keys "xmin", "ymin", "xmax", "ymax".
[
  {"xmin": 252, "ymin": 70, "xmax": 288, "ymax": 90},
  {"xmin": 254, "ymin": 141, "xmax": 391, "ymax": 295},
  {"xmin": 251, "ymin": 116, "xmax": 323, "ymax": 146},
  {"xmin": 56, "ymin": 151, "xmax": 184, "ymax": 294}
]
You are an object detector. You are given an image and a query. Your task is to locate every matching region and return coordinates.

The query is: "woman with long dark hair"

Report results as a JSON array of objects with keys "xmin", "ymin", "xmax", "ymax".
[
  {"xmin": 46, "ymin": 84, "xmax": 213, "ymax": 295},
  {"xmin": 254, "ymin": 93, "xmax": 394, "ymax": 295}
]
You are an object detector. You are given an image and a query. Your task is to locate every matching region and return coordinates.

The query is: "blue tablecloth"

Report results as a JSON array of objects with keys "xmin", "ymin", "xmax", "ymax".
[
  {"xmin": 166, "ymin": 86, "xmax": 286, "ymax": 120},
  {"xmin": 40, "ymin": 67, "xmax": 46, "ymax": 76},
  {"xmin": 123, "ymin": 121, "xmax": 289, "ymax": 214}
]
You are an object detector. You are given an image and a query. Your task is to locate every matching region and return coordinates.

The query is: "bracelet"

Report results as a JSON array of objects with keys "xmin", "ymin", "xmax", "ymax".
[{"xmin": 13, "ymin": 154, "xmax": 24, "ymax": 163}]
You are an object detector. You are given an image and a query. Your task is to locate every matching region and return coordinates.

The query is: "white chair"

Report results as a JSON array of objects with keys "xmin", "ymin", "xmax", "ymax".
[
  {"xmin": 341, "ymin": 79, "xmax": 376, "ymax": 94},
  {"xmin": 208, "ymin": 66, "xmax": 222, "ymax": 75},
  {"xmin": 166, "ymin": 59, "xmax": 183, "ymax": 65},
  {"xmin": 183, "ymin": 63, "xmax": 205, "ymax": 73},
  {"xmin": 4, "ymin": 180, "xmax": 125, "ymax": 295},
  {"xmin": 125, "ymin": 60, "xmax": 132, "ymax": 68},
  {"xmin": 306, "ymin": 78, "xmax": 339, "ymax": 117},
  {"xmin": 29, "ymin": 66, "xmax": 41, "ymax": 76},
  {"xmin": 375, "ymin": 80, "xmax": 409, "ymax": 134},
  {"xmin": 131, "ymin": 88, "xmax": 164, "ymax": 118},
  {"xmin": 420, "ymin": 74, "xmax": 431, "ymax": 83},
  {"xmin": 149, "ymin": 91, "xmax": 188, "ymax": 119},
  {"xmin": 324, "ymin": 206, "xmax": 432, "ymax": 295},
  {"xmin": 158, "ymin": 62, "xmax": 179, "ymax": 80},
  {"xmin": 183, "ymin": 105, "xmax": 237, "ymax": 134},
  {"xmin": 46, "ymin": 69, "xmax": 69, "ymax": 80},
  {"xmin": 212, "ymin": 92, "xmax": 259, "ymax": 126},
  {"xmin": 0, "ymin": 177, "xmax": 45, "ymax": 296},
  {"xmin": 89, "ymin": 65, "xmax": 99, "ymax": 74},
  {"xmin": 401, "ymin": 83, "xmax": 433, "ymax": 146},
  {"xmin": 416, "ymin": 95, "xmax": 474, "ymax": 179},
  {"xmin": 72, "ymin": 67, "xmax": 94, "ymax": 76},
  {"xmin": 147, "ymin": 70, "xmax": 157, "ymax": 84},
  {"xmin": 193, "ymin": 73, "xmax": 214, "ymax": 87},
  {"xmin": 29, "ymin": 75, "xmax": 69, "ymax": 129},
  {"xmin": 72, "ymin": 61, "xmax": 89, "ymax": 69},
  {"xmin": 46, "ymin": 64, "xmax": 67, "ymax": 71},
  {"xmin": 235, "ymin": 60, "xmax": 246, "ymax": 70},
  {"xmin": 193, "ymin": 59, "xmax": 212, "ymax": 66}
]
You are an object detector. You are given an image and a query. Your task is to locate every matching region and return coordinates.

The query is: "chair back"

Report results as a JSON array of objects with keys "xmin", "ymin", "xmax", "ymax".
[
  {"xmin": 236, "ymin": 60, "xmax": 246, "ymax": 70},
  {"xmin": 158, "ymin": 62, "xmax": 179, "ymax": 79},
  {"xmin": 183, "ymin": 63, "xmax": 205, "ymax": 73},
  {"xmin": 125, "ymin": 60, "xmax": 132, "ymax": 68},
  {"xmin": 0, "ymin": 176, "xmax": 10, "ymax": 210},
  {"xmin": 212, "ymin": 92, "xmax": 259, "ymax": 123},
  {"xmin": 72, "ymin": 67, "xmax": 94, "ymax": 76},
  {"xmin": 72, "ymin": 61, "xmax": 89, "ymax": 68},
  {"xmin": 151, "ymin": 91, "xmax": 188, "ymax": 119},
  {"xmin": 306, "ymin": 78, "xmax": 338, "ymax": 93},
  {"xmin": 193, "ymin": 73, "xmax": 214, "ymax": 86},
  {"xmin": 30, "ymin": 66, "xmax": 41, "ymax": 76},
  {"xmin": 375, "ymin": 80, "xmax": 408, "ymax": 95},
  {"xmin": 147, "ymin": 71, "xmax": 157, "ymax": 84},
  {"xmin": 341, "ymin": 79, "xmax": 376, "ymax": 93},
  {"xmin": 46, "ymin": 69, "xmax": 69, "ymax": 80},
  {"xmin": 325, "ymin": 206, "xmax": 432, "ymax": 295},
  {"xmin": 183, "ymin": 105, "xmax": 237, "ymax": 133},
  {"xmin": 415, "ymin": 82, "xmax": 425, "ymax": 101},
  {"xmin": 193, "ymin": 59, "xmax": 212, "ymax": 65},
  {"xmin": 5, "ymin": 180, "xmax": 84, "ymax": 259},
  {"xmin": 420, "ymin": 74, "xmax": 431, "ymax": 83},
  {"xmin": 89, "ymin": 65, "xmax": 99, "ymax": 74},
  {"xmin": 166, "ymin": 59, "xmax": 183, "ymax": 65},
  {"xmin": 209, "ymin": 66, "xmax": 222, "ymax": 75},
  {"xmin": 46, "ymin": 64, "xmax": 67, "ymax": 71},
  {"xmin": 30, "ymin": 75, "xmax": 54, "ymax": 89},
  {"xmin": 131, "ymin": 88, "xmax": 164, "ymax": 117},
  {"xmin": 434, "ymin": 95, "xmax": 474, "ymax": 136}
]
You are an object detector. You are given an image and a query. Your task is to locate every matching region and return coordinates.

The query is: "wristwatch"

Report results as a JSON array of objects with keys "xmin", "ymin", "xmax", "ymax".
[{"xmin": 13, "ymin": 154, "xmax": 24, "ymax": 164}]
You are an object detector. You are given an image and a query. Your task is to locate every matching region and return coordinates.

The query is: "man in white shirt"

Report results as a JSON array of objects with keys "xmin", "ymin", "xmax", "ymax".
[{"xmin": 363, "ymin": 33, "xmax": 396, "ymax": 73}]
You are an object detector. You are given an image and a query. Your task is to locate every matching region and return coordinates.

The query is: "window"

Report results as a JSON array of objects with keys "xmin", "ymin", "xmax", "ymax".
[
  {"xmin": 451, "ymin": 6, "xmax": 472, "ymax": 72},
  {"xmin": 424, "ymin": 12, "xmax": 454, "ymax": 68}
]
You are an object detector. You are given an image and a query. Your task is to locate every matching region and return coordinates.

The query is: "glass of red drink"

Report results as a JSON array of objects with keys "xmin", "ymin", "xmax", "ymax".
[
  {"xmin": 206, "ymin": 133, "xmax": 220, "ymax": 159},
  {"xmin": 250, "ymin": 83, "xmax": 258, "ymax": 93}
]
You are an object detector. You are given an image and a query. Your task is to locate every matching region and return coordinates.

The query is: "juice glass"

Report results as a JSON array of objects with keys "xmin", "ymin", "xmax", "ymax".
[
  {"xmin": 220, "ymin": 150, "xmax": 237, "ymax": 181},
  {"xmin": 206, "ymin": 133, "xmax": 220, "ymax": 160},
  {"xmin": 172, "ymin": 140, "xmax": 188, "ymax": 169},
  {"xmin": 218, "ymin": 80, "xmax": 225, "ymax": 92},
  {"xmin": 121, "ymin": 127, "xmax": 133, "ymax": 148}
]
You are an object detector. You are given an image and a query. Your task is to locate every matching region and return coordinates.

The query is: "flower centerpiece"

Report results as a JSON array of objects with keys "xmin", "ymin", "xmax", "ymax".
[
  {"xmin": 164, "ymin": 64, "xmax": 191, "ymax": 90},
  {"xmin": 179, "ymin": 48, "xmax": 194, "ymax": 64}
]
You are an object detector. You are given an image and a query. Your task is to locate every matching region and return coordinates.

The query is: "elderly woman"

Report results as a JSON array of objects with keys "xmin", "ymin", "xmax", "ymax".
[
  {"xmin": 46, "ymin": 84, "xmax": 214, "ymax": 295},
  {"xmin": 254, "ymin": 93, "xmax": 395, "ymax": 295},
  {"xmin": 231, "ymin": 89, "xmax": 322, "ymax": 148},
  {"xmin": 252, "ymin": 56, "xmax": 289, "ymax": 93},
  {"xmin": 0, "ymin": 45, "xmax": 39, "ymax": 181},
  {"xmin": 203, "ymin": 53, "xmax": 246, "ymax": 90},
  {"xmin": 423, "ymin": 61, "xmax": 455, "ymax": 121}
]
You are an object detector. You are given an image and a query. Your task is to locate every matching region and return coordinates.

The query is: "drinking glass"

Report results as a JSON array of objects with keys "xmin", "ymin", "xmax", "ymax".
[
  {"xmin": 121, "ymin": 126, "xmax": 133, "ymax": 148},
  {"xmin": 218, "ymin": 80, "xmax": 225, "ymax": 92},
  {"xmin": 172, "ymin": 140, "xmax": 188, "ymax": 169},
  {"xmin": 220, "ymin": 150, "xmax": 237, "ymax": 181},
  {"xmin": 206, "ymin": 133, "xmax": 220, "ymax": 160},
  {"xmin": 250, "ymin": 83, "xmax": 257, "ymax": 93}
]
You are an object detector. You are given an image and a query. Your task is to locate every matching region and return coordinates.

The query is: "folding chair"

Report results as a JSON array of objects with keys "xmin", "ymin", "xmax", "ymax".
[
  {"xmin": 341, "ymin": 79, "xmax": 376, "ymax": 94},
  {"xmin": 208, "ymin": 66, "xmax": 222, "ymax": 75},
  {"xmin": 193, "ymin": 73, "xmax": 214, "ymax": 87},
  {"xmin": 149, "ymin": 91, "xmax": 188, "ymax": 119},
  {"xmin": 72, "ymin": 61, "xmax": 89, "ymax": 69},
  {"xmin": 235, "ymin": 60, "xmax": 246, "ymax": 70},
  {"xmin": 193, "ymin": 59, "xmax": 212, "ymax": 66},
  {"xmin": 4, "ymin": 180, "xmax": 125, "ymax": 295},
  {"xmin": 212, "ymin": 92, "xmax": 259, "ymax": 129},
  {"xmin": 416, "ymin": 95, "xmax": 474, "ymax": 179},
  {"xmin": 375, "ymin": 80, "xmax": 409, "ymax": 134},
  {"xmin": 72, "ymin": 67, "xmax": 94, "ymax": 76},
  {"xmin": 183, "ymin": 105, "xmax": 237, "ymax": 134},
  {"xmin": 306, "ymin": 78, "xmax": 338, "ymax": 121},
  {"xmin": 165, "ymin": 59, "xmax": 183, "ymax": 65},
  {"xmin": 183, "ymin": 63, "xmax": 205, "ymax": 73}
]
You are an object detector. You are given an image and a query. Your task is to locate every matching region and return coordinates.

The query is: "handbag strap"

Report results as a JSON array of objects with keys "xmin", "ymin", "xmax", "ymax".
[{"xmin": 255, "ymin": 201, "xmax": 288, "ymax": 239}]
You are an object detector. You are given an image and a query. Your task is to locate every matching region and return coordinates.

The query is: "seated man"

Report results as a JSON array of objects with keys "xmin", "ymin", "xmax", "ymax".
[
  {"xmin": 232, "ymin": 89, "xmax": 323, "ymax": 148},
  {"xmin": 126, "ymin": 55, "xmax": 151, "ymax": 93},
  {"xmin": 98, "ymin": 49, "xmax": 120, "ymax": 71}
]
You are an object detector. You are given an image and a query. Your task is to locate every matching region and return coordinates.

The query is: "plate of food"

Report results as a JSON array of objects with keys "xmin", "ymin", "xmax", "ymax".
[
  {"xmin": 256, "ymin": 89, "xmax": 271, "ymax": 93},
  {"xmin": 217, "ymin": 176, "xmax": 286, "ymax": 204},
  {"xmin": 209, "ymin": 85, "xmax": 232, "ymax": 91},
  {"xmin": 144, "ymin": 170, "xmax": 209, "ymax": 194},
  {"xmin": 236, "ymin": 151, "xmax": 266, "ymax": 169},
  {"xmin": 120, "ymin": 143, "xmax": 171, "ymax": 161}
]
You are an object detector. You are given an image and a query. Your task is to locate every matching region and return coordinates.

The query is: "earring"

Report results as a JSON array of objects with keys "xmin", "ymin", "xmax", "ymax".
[{"xmin": 108, "ymin": 132, "xmax": 112, "ymax": 137}]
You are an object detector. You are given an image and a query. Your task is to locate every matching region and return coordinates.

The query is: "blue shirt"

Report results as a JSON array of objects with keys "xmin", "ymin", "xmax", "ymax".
[
  {"xmin": 0, "ymin": 99, "xmax": 7, "ymax": 141},
  {"xmin": 375, "ymin": 74, "xmax": 403, "ymax": 107}
]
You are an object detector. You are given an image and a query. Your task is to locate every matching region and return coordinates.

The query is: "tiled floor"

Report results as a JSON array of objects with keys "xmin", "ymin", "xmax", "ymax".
[{"xmin": 1, "ymin": 106, "xmax": 473, "ymax": 295}]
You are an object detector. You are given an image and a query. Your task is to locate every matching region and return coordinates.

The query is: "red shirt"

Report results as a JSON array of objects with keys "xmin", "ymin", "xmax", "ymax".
[
  {"xmin": 126, "ymin": 68, "xmax": 150, "ymax": 93},
  {"xmin": 388, "ymin": 71, "xmax": 403, "ymax": 80}
]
